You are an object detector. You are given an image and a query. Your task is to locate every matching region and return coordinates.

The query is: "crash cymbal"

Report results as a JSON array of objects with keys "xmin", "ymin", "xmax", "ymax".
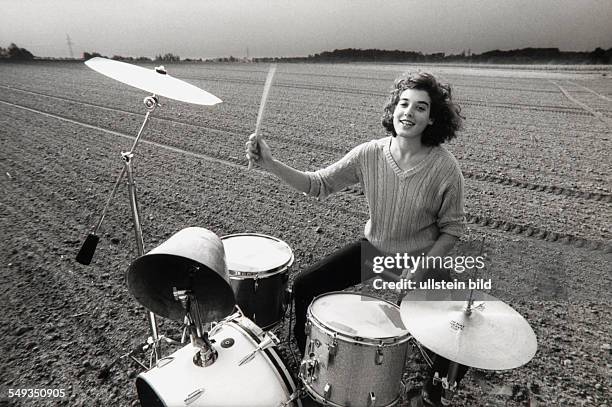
[
  {"xmin": 400, "ymin": 289, "xmax": 537, "ymax": 370},
  {"xmin": 85, "ymin": 57, "xmax": 222, "ymax": 105}
]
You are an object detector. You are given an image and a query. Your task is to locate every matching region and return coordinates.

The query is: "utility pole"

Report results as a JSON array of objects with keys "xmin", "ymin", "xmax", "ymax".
[{"xmin": 66, "ymin": 34, "xmax": 74, "ymax": 59}]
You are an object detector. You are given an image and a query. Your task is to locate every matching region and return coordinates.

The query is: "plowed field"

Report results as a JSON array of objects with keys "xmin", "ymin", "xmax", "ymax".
[{"xmin": 1, "ymin": 61, "xmax": 611, "ymax": 406}]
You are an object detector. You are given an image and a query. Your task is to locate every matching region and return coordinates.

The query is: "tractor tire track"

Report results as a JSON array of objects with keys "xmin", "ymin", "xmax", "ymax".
[
  {"xmin": 14, "ymin": 103, "xmax": 608, "ymax": 254},
  {"xmin": 3, "ymin": 95, "xmax": 609, "ymax": 203}
]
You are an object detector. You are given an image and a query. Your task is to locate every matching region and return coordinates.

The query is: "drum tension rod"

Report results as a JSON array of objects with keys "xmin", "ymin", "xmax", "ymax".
[{"xmin": 238, "ymin": 332, "xmax": 279, "ymax": 366}]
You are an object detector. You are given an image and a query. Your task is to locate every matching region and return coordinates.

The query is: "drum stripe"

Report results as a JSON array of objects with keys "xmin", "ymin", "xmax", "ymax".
[{"xmin": 237, "ymin": 322, "xmax": 296, "ymax": 397}]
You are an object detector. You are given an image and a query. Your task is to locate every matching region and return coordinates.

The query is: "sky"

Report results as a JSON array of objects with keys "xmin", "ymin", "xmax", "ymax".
[{"xmin": 1, "ymin": 0, "xmax": 611, "ymax": 59}]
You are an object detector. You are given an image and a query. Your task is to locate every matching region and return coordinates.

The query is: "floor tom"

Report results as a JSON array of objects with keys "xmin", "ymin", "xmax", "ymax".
[{"xmin": 300, "ymin": 292, "xmax": 411, "ymax": 407}]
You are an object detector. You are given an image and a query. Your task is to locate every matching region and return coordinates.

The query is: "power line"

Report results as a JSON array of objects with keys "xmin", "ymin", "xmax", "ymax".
[{"xmin": 66, "ymin": 34, "xmax": 74, "ymax": 59}]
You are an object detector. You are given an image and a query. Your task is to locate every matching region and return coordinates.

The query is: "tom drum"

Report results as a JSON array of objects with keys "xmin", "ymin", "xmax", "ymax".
[{"xmin": 222, "ymin": 233, "xmax": 293, "ymax": 329}]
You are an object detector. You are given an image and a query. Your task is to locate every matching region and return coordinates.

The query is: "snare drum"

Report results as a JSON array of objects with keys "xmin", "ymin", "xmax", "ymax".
[
  {"xmin": 222, "ymin": 233, "xmax": 294, "ymax": 329},
  {"xmin": 300, "ymin": 292, "xmax": 410, "ymax": 407},
  {"xmin": 136, "ymin": 314, "xmax": 301, "ymax": 407}
]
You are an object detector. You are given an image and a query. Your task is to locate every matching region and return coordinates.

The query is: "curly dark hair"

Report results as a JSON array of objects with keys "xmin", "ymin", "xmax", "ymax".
[{"xmin": 381, "ymin": 71, "xmax": 463, "ymax": 146}]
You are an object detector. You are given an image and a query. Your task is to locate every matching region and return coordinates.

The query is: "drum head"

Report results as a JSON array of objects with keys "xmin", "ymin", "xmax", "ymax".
[
  {"xmin": 222, "ymin": 234, "xmax": 293, "ymax": 275},
  {"xmin": 310, "ymin": 292, "xmax": 408, "ymax": 340}
]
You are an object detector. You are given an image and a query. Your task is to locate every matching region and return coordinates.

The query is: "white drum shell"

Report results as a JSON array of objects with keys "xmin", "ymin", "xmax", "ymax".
[
  {"xmin": 137, "ymin": 317, "xmax": 300, "ymax": 406},
  {"xmin": 302, "ymin": 293, "xmax": 410, "ymax": 407}
]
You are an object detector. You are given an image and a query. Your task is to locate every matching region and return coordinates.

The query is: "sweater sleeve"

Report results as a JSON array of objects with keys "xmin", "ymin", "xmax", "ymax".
[
  {"xmin": 437, "ymin": 171, "xmax": 466, "ymax": 238},
  {"xmin": 305, "ymin": 144, "xmax": 362, "ymax": 200}
]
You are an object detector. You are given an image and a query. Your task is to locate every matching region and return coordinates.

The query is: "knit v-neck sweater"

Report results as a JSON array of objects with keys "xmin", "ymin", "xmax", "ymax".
[{"xmin": 305, "ymin": 137, "xmax": 465, "ymax": 255}]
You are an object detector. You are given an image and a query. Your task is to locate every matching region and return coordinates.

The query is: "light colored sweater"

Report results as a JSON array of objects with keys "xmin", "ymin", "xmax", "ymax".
[{"xmin": 306, "ymin": 137, "xmax": 465, "ymax": 255}]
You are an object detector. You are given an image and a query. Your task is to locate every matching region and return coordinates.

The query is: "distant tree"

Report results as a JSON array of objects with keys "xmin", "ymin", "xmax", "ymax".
[
  {"xmin": 5, "ymin": 43, "xmax": 34, "ymax": 60},
  {"xmin": 155, "ymin": 53, "xmax": 180, "ymax": 62},
  {"xmin": 83, "ymin": 51, "xmax": 104, "ymax": 60},
  {"xmin": 589, "ymin": 47, "xmax": 609, "ymax": 64}
]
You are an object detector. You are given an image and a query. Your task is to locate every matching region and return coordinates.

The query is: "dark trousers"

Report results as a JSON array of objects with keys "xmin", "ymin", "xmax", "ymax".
[
  {"xmin": 292, "ymin": 239, "xmax": 468, "ymax": 402},
  {"xmin": 293, "ymin": 239, "xmax": 370, "ymax": 352}
]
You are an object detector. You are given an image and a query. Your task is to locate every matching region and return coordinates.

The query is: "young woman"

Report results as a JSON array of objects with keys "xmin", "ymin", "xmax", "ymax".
[{"xmin": 246, "ymin": 71, "xmax": 466, "ymax": 406}]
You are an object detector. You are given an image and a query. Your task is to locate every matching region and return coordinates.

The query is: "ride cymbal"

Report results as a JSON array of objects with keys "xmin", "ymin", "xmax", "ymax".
[
  {"xmin": 85, "ymin": 57, "xmax": 222, "ymax": 105},
  {"xmin": 400, "ymin": 289, "xmax": 537, "ymax": 370}
]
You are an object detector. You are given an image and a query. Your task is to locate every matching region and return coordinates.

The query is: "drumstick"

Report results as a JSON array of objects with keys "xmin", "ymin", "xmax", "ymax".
[{"xmin": 248, "ymin": 64, "xmax": 277, "ymax": 170}]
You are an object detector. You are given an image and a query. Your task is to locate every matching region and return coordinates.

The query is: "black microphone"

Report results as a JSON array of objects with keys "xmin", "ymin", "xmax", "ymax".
[{"xmin": 76, "ymin": 233, "xmax": 100, "ymax": 265}]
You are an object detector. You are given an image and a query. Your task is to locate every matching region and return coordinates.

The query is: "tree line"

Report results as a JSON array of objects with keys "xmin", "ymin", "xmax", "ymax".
[
  {"xmin": 261, "ymin": 47, "xmax": 612, "ymax": 64},
  {"xmin": 0, "ymin": 43, "xmax": 35, "ymax": 60},
  {"xmin": 2, "ymin": 42, "xmax": 611, "ymax": 64}
]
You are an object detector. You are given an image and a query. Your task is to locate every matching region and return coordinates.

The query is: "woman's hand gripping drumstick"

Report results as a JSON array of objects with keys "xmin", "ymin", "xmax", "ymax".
[{"xmin": 247, "ymin": 64, "xmax": 277, "ymax": 170}]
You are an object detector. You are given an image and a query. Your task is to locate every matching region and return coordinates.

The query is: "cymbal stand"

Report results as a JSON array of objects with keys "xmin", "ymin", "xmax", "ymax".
[
  {"xmin": 465, "ymin": 236, "xmax": 487, "ymax": 316},
  {"xmin": 174, "ymin": 288, "xmax": 218, "ymax": 367},
  {"xmin": 408, "ymin": 336, "xmax": 434, "ymax": 369},
  {"xmin": 434, "ymin": 361, "xmax": 460, "ymax": 406},
  {"xmin": 76, "ymin": 94, "xmax": 162, "ymax": 365}
]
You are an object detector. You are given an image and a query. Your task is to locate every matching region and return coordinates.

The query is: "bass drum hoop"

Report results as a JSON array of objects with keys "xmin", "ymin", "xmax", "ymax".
[
  {"xmin": 222, "ymin": 233, "xmax": 294, "ymax": 279},
  {"xmin": 214, "ymin": 313, "xmax": 301, "ymax": 406},
  {"xmin": 307, "ymin": 291, "xmax": 411, "ymax": 346},
  {"xmin": 230, "ymin": 317, "xmax": 300, "ymax": 404}
]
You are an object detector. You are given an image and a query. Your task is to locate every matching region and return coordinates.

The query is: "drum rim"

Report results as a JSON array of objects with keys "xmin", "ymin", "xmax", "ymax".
[
  {"xmin": 302, "ymin": 381, "xmax": 400, "ymax": 407},
  {"xmin": 212, "ymin": 314, "xmax": 301, "ymax": 406},
  {"xmin": 307, "ymin": 291, "xmax": 411, "ymax": 345},
  {"xmin": 221, "ymin": 233, "xmax": 294, "ymax": 277}
]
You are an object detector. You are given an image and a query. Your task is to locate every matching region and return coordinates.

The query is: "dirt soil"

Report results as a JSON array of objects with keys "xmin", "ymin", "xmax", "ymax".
[{"xmin": 1, "ymin": 62, "xmax": 611, "ymax": 407}]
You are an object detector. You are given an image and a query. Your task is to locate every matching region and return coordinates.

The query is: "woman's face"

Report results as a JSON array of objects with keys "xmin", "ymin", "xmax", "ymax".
[{"xmin": 392, "ymin": 88, "xmax": 433, "ymax": 140}]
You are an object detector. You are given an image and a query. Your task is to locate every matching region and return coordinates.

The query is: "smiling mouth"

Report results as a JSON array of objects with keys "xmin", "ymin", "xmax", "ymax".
[{"xmin": 399, "ymin": 119, "xmax": 415, "ymax": 126}]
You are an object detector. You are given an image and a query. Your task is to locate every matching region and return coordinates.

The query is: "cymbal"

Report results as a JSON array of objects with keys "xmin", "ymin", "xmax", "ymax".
[
  {"xmin": 127, "ymin": 227, "xmax": 235, "ymax": 324},
  {"xmin": 400, "ymin": 289, "xmax": 537, "ymax": 370},
  {"xmin": 85, "ymin": 57, "xmax": 222, "ymax": 106}
]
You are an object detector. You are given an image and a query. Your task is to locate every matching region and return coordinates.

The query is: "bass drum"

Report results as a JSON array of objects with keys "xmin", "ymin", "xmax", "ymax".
[
  {"xmin": 300, "ymin": 292, "xmax": 410, "ymax": 407},
  {"xmin": 136, "ymin": 314, "xmax": 301, "ymax": 407}
]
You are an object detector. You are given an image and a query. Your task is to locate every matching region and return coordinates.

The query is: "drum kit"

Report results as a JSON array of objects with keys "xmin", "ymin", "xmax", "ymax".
[{"xmin": 75, "ymin": 58, "xmax": 538, "ymax": 407}]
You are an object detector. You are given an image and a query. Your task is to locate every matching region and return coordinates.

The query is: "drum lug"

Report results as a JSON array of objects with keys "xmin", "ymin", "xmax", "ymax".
[
  {"xmin": 304, "ymin": 321, "xmax": 312, "ymax": 336},
  {"xmin": 306, "ymin": 338, "xmax": 317, "ymax": 356},
  {"xmin": 367, "ymin": 391, "xmax": 376, "ymax": 407},
  {"xmin": 184, "ymin": 388, "xmax": 205, "ymax": 405},
  {"xmin": 155, "ymin": 356, "xmax": 175, "ymax": 368},
  {"xmin": 327, "ymin": 333, "xmax": 338, "ymax": 363},
  {"xmin": 375, "ymin": 344, "xmax": 384, "ymax": 365},
  {"xmin": 323, "ymin": 383, "xmax": 332, "ymax": 400},
  {"xmin": 238, "ymin": 332, "xmax": 279, "ymax": 366},
  {"xmin": 298, "ymin": 357, "xmax": 319, "ymax": 384}
]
